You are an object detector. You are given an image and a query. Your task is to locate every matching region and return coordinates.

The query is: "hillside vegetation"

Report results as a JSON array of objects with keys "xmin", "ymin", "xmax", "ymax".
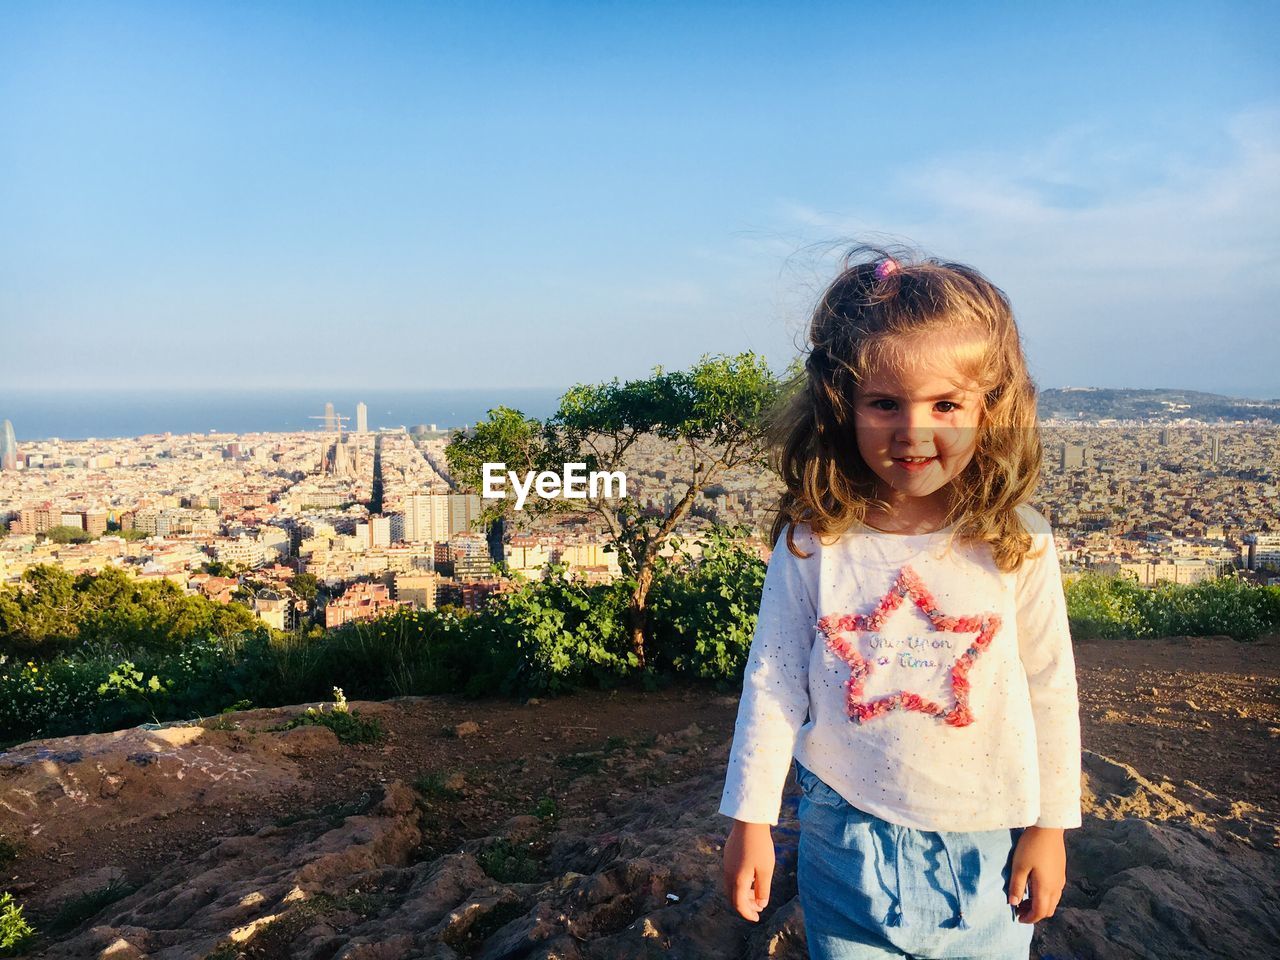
[{"xmin": 2, "ymin": 535, "xmax": 1277, "ymax": 748}]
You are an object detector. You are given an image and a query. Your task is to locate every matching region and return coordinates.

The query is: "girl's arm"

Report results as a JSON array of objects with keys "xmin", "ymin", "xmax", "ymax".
[
  {"xmin": 1006, "ymin": 508, "xmax": 1080, "ymax": 923},
  {"xmin": 1014, "ymin": 507, "xmax": 1083, "ymax": 829},
  {"xmin": 719, "ymin": 524, "xmax": 817, "ymax": 825}
]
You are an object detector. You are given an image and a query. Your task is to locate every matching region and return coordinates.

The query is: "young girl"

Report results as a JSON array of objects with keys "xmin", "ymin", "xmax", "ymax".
[{"xmin": 720, "ymin": 248, "xmax": 1080, "ymax": 959}]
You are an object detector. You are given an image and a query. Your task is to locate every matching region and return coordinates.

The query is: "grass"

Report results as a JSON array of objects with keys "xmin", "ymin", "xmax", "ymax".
[
  {"xmin": 413, "ymin": 771, "xmax": 464, "ymax": 802},
  {"xmin": 285, "ymin": 707, "xmax": 384, "ymax": 745},
  {"xmin": 475, "ymin": 839, "xmax": 543, "ymax": 884},
  {"xmin": 556, "ymin": 752, "xmax": 603, "ymax": 774},
  {"xmin": 272, "ymin": 790, "xmax": 379, "ymax": 829},
  {"xmin": 47, "ymin": 879, "xmax": 136, "ymax": 935}
]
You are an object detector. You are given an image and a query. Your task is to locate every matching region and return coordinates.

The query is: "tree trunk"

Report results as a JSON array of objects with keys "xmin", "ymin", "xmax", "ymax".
[
  {"xmin": 486, "ymin": 516, "xmax": 505, "ymax": 565},
  {"xmin": 629, "ymin": 562, "xmax": 656, "ymax": 669},
  {"xmin": 624, "ymin": 477, "xmax": 704, "ymax": 670}
]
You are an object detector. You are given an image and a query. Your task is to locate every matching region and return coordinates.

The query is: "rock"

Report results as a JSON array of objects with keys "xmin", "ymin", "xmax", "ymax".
[
  {"xmin": 98, "ymin": 936, "xmax": 147, "ymax": 959},
  {"xmin": 455, "ymin": 721, "xmax": 481, "ymax": 738},
  {"xmin": 0, "ymin": 723, "xmax": 305, "ymax": 862},
  {"xmin": 23, "ymin": 732, "xmax": 1280, "ymax": 960},
  {"xmin": 444, "ymin": 772, "xmax": 467, "ymax": 793}
]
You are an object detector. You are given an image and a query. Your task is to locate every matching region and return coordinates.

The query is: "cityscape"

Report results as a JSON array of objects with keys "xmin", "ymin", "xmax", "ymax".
[{"xmin": 1, "ymin": 396, "xmax": 1277, "ymax": 636}]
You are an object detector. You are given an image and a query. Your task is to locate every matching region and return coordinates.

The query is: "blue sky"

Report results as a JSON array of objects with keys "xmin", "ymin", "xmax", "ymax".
[{"xmin": 2, "ymin": 1, "xmax": 1277, "ymax": 396}]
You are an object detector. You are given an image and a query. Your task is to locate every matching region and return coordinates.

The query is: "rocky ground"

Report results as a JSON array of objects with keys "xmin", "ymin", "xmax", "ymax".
[{"xmin": 1, "ymin": 633, "xmax": 1277, "ymax": 959}]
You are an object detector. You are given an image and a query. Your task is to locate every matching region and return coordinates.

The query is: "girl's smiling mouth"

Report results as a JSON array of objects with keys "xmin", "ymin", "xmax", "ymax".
[{"xmin": 893, "ymin": 455, "xmax": 937, "ymax": 472}]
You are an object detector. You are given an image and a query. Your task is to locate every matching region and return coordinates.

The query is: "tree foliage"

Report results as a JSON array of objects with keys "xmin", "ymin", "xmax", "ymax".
[
  {"xmin": 0, "ymin": 565, "xmax": 262, "ymax": 657},
  {"xmin": 445, "ymin": 353, "xmax": 780, "ymax": 666},
  {"xmin": 289, "ymin": 573, "xmax": 319, "ymax": 604},
  {"xmin": 45, "ymin": 525, "xmax": 93, "ymax": 544}
]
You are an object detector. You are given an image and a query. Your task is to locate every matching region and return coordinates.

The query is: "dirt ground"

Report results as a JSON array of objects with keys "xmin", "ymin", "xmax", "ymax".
[
  {"xmin": 6, "ymin": 633, "xmax": 1279, "ymax": 918},
  {"xmin": 1074, "ymin": 633, "xmax": 1280, "ymax": 812}
]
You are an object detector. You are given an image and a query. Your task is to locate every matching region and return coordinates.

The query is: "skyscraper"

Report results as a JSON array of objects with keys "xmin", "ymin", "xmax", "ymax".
[
  {"xmin": 0, "ymin": 420, "xmax": 17, "ymax": 471},
  {"xmin": 324, "ymin": 402, "xmax": 336, "ymax": 432},
  {"xmin": 356, "ymin": 402, "xmax": 368, "ymax": 435}
]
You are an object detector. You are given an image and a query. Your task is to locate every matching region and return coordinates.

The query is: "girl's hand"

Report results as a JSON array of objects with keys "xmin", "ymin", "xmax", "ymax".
[
  {"xmin": 723, "ymin": 819, "xmax": 775, "ymax": 922},
  {"xmin": 1007, "ymin": 825, "xmax": 1066, "ymax": 923}
]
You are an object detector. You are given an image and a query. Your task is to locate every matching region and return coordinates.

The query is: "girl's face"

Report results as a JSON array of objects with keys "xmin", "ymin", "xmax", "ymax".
[{"xmin": 853, "ymin": 342, "xmax": 984, "ymax": 527}]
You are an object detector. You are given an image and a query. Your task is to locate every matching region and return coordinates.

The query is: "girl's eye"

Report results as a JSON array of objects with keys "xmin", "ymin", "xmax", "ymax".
[
  {"xmin": 935, "ymin": 401, "xmax": 959, "ymax": 413},
  {"xmin": 870, "ymin": 399, "xmax": 896, "ymax": 411}
]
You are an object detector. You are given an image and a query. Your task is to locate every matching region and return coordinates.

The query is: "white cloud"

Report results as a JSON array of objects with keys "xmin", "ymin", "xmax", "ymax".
[{"xmin": 769, "ymin": 106, "xmax": 1280, "ymax": 396}]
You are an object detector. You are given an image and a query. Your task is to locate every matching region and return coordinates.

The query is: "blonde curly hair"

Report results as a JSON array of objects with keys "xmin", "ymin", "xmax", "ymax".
[{"xmin": 769, "ymin": 245, "xmax": 1043, "ymax": 573}]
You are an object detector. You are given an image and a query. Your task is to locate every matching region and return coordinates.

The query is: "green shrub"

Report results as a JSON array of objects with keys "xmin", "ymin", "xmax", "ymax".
[
  {"xmin": 413, "ymin": 772, "xmax": 464, "ymax": 802},
  {"xmin": 1064, "ymin": 573, "xmax": 1148, "ymax": 640},
  {"xmin": 1065, "ymin": 573, "xmax": 1280, "ymax": 641},
  {"xmin": 286, "ymin": 689, "xmax": 384, "ymax": 744},
  {"xmin": 648, "ymin": 525, "xmax": 766, "ymax": 683},
  {"xmin": 0, "ymin": 565, "xmax": 261, "ymax": 658},
  {"xmin": 48, "ymin": 879, "xmax": 136, "ymax": 935},
  {"xmin": 476, "ymin": 839, "xmax": 542, "ymax": 883},
  {"xmin": 0, "ymin": 633, "xmax": 279, "ymax": 747},
  {"xmin": 479, "ymin": 567, "xmax": 637, "ymax": 696},
  {"xmin": 0, "ymin": 893, "xmax": 34, "ymax": 955}
]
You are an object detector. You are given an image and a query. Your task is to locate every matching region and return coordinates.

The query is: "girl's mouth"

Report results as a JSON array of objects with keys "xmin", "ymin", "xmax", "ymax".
[{"xmin": 893, "ymin": 456, "xmax": 936, "ymax": 472}]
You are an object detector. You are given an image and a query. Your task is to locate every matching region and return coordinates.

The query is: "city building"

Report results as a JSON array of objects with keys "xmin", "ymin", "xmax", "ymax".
[
  {"xmin": 449, "ymin": 492, "xmax": 482, "ymax": 536},
  {"xmin": 1059, "ymin": 442, "xmax": 1087, "ymax": 472},
  {"xmin": 0, "ymin": 420, "xmax": 17, "ymax": 471},
  {"xmin": 1119, "ymin": 558, "xmax": 1225, "ymax": 586},
  {"xmin": 393, "ymin": 572, "xmax": 438, "ymax": 609},
  {"xmin": 402, "ymin": 492, "xmax": 450, "ymax": 543},
  {"xmin": 252, "ymin": 589, "xmax": 291, "ymax": 630},
  {"xmin": 1247, "ymin": 533, "xmax": 1280, "ymax": 571},
  {"xmin": 356, "ymin": 402, "xmax": 368, "ymax": 435},
  {"xmin": 83, "ymin": 509, "xmax": 109, "ymax": 537},
  {"xmin": 324, "ymin": 581, "xmax": 402, "ymax": 628}
]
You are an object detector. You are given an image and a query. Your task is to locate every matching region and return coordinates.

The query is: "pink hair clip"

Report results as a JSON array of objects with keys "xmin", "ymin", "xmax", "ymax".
[{"xmin": 874, "ymin": 258, "xmax": 900, "ymax": 280}]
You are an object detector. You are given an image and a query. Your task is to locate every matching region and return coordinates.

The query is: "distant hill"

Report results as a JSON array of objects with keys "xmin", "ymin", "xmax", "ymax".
[{"xmin": 1038, "ymin": 388, "xmax": 1280, "ymax": 423}]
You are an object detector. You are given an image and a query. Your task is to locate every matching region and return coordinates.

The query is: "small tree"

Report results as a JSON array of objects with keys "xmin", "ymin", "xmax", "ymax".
[
  {"xmin": 448, "ymin": 353, "xmax": 778, "ymax": 668},
  {"xmin": 46, "ymin": 525, "xmax": 92, "ymax": 544},
  {"xmin": 446, "ymin": 406, "xmax": 563, "ymax": 559},
  {"xmin": 289, "ymin": 573, "xmax": 319, "ymax": 604}
]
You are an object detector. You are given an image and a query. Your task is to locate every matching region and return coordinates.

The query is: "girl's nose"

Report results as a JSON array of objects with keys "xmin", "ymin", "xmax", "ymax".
[{"xmin": 894, "ymin": 406, "xmax": 934, "ymax": 442}]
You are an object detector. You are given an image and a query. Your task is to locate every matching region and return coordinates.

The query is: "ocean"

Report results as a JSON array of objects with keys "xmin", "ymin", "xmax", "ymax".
[{"xmin": 0, "ymin": 388, "xmax": 566, "ymax": 442}]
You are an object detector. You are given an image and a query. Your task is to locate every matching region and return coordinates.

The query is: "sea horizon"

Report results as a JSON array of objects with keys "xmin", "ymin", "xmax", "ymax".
[
  {"xmin": 3, "ymin": 383, "xmax": 1278, "ymax": 443},
  {"xmin": 0, "ymin": 388, "xmax": 566, "ymax": 442}
]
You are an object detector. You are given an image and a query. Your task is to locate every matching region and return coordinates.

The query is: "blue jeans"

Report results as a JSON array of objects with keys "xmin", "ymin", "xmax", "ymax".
[{"xmin": 795, "ymin": 760, "xmax": 1034, "ymax": 960}]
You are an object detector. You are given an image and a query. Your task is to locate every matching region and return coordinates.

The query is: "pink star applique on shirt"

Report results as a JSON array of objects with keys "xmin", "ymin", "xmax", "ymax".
[{"xmin": 816, "ymin": 564, "xmax": 1002, "ymax": 727}]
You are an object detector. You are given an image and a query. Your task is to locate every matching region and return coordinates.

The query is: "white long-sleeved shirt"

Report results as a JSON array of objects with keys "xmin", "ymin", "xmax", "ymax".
[{"xmin": 719, "ymin": 505, "xmax": 1082, "ymax": 831}]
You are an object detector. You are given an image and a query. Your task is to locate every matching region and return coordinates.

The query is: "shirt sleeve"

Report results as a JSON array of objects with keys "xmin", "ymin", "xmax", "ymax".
[
  {"xmin": 719, "ymin": 524, "xmax": 817, "ymax": 825},
  {"xmin": 1015, "ymin": 510, "xmax": 1083, "ymax": 828}
]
